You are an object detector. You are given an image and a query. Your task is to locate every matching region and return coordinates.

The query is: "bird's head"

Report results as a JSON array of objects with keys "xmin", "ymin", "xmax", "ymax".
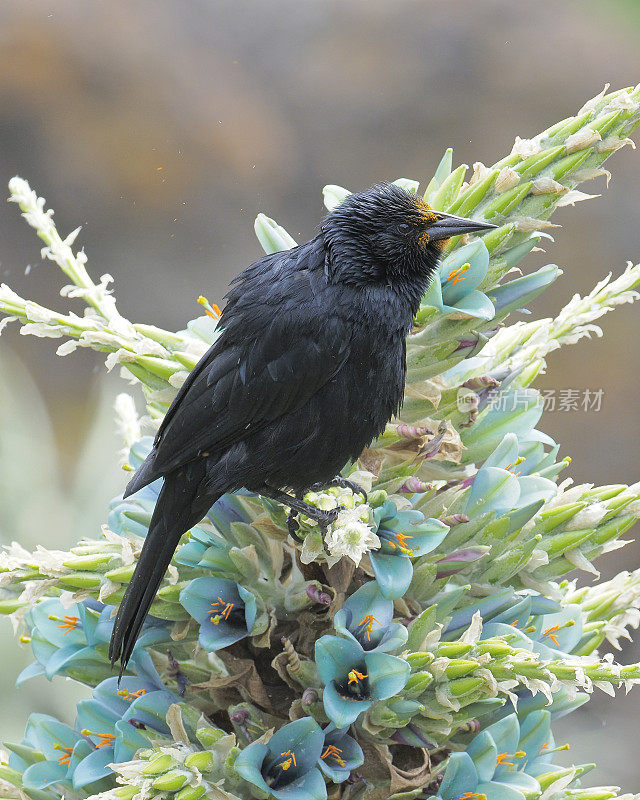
[{"xmin": 321, "ymin": 182, "xmax": 496, "ymax": 309}]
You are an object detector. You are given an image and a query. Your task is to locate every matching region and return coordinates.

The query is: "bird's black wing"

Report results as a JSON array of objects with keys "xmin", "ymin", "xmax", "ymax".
[{"xmin": 149, "ymin": 239, "xmax": 350, "ymax": 476}]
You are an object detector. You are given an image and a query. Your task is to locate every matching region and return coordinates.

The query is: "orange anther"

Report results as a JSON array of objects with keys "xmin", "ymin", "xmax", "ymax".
[
  {"xmin": 321, "ymin": 745, "xmax": 346, "ymax": 767},
  {"xmin": 543, "ymin": 624, "xmax": 561, "ymax": 646},
  {"xmin": 279, "ymin": 750, "xmax": 297, "ymax": 771},
  {"xmin": 446, "ymin": 262, "xmax": 471, "ymax": 285},
  {"xmin": 357, "ymin": 614, "xmax": 381, "ymax": 641},
  {"xmin": 58, "ymin": 615, "xmax": 80, "ymax": 635},
  {"xmin": 53, "ymin": 744, "xmax": 73, "ymax": 766},
  {"xmin": 348, "ymin": 669, "xmax": 368, "ymax": 685}
]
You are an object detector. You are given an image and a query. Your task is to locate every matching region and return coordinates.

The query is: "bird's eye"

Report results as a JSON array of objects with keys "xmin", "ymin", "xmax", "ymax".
[{"xmin": 398, "ymin": 222, "xmax": 411, "ymax": 233}]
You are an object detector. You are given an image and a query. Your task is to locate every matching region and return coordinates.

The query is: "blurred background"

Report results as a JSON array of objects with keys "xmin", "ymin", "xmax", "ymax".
[{"xmin": 1, "ymin": 0, "xmax": 640, "ymax": 787}]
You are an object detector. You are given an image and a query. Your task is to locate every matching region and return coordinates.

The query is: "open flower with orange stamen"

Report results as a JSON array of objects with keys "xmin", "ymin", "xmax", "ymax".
[
  {"xmin": 421, "ymin": 239, "xmax": 495, "ymax": 320},
  {"xmin": 332, "ymin": 580, "xmax": 408, "ymax": 654},
  {"xmin": 235, "ymin": 717, "xmax": 327, "ymax": 800},
  {"xmin": 179, "ymin": 576, "xmax": 257, "ymax": 651},
  {"xmin": 315, "ymin": 634, "xmax": 410, "ymax": 727},
  {"xmin": 368, "ymin": 500, "xmax": 449, "ymax": 599},
  {"xmin": 317, "ymin": 723, "xmax": 364, "ymax": 783},
  {"xmin": 18, "ymin": 597, "xmax": 170, "ymax": 686}
]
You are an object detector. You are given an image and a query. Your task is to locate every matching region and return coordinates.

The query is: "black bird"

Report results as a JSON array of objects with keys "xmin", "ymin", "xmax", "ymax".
[{"xmin": 109, "ymin": 182, "xmax": 495, "ymax": 671}]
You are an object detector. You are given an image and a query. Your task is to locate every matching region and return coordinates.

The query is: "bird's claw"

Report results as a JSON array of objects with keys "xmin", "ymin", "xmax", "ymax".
[
  {"xmin": 287, "ymin": 511, "xmax": 302, "ymax": 541},
  {"xmin": 311, "ymin": 476, "xmax": 368, "ymax": 502},
  {"xmin": 287, "ymin": 505, "xmax": 341, "ymax": 537}
]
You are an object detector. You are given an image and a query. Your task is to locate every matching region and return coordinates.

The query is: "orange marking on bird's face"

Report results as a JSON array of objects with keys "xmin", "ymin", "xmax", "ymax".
[{"xmin": 415, "ymin": 198, "xmax": 438, "ymax": 225}]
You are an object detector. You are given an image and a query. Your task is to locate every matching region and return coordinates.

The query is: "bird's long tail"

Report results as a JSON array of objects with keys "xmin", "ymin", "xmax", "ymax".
[{"xmin": 109, "ymin": 468, "xmax": 219, "ymax": 674}]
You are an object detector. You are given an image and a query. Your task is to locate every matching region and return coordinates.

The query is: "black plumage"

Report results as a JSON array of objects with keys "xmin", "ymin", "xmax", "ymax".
[{"xmin": 109, "ymin": 182, "xmax": 495, "ymax": 671}]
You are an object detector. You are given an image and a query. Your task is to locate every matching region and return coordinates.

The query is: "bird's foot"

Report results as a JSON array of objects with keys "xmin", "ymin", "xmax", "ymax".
[
  {"xmin": 259, "ymin": 485, "xmax": 342, "ymax": 535},
  {"xmin": 310, "ymin": 476, "xmax": 368, "ymax": 502}
]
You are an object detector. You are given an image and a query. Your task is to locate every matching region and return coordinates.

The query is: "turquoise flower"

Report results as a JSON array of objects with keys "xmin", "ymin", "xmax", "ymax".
[
  {"xmin": 482, "ymin": 597, "xmax": 583, "ymax": 661},
  {"xmin": 6, "ymin": 658, "xmax": 175, "ymax": 794},
  {"xmin": 174, "ymin": 523, "xmax": 236, "ymax": 574},
  {"xmin": 234, "ymin": 717, "xmax": 327, "ymax": 800},
  {"xmin": 466, "ymin": 433, "xmax": 558, "ymax": 520},
  {"xmin": 422, "ymin": 239, "xmax": 495, "ymax": 320},
  {"xmin": 314, "ymin": 635, "xmax": 410, "ymax": 727},
  {"xmin": 71, "ymin": 652, "xmax": 178, "ymax": 788},
  {"xmin": 436, "ymin": 711, "xmax": 565, "ymax": 800},
  {"xmin": 442, "ymin": 588, "xmax": 559, "ymax": 641},
  {"xmin": 7, "ymin": 714, "xmax": 101, "ymax": 795},
  {"xmin": 18, "ymin": 597, "xmax": 169, "ymax": 685},
  {"xmin": 317, "ymin": 724, "xmax": 364, "ymax": 783},
  {"xmin": 333, "ymin": 580, "xmax": 407, "ymax": 653},
  {"xmin": 368, "ymin": 500, "xmax": 449, "ymax": 599},
  {"xmin": 179, "ymin": 576, "xmax": 257, "ymax": 651}
]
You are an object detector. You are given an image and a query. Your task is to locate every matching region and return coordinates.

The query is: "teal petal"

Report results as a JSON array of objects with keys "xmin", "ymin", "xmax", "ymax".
[
  {"xmin": 516, "ymin": 475, "xmax": 558, "ymax": 508},
  {"xmin": 365, "ymin": 651, "xmax": 410, "ymax": 699},
  {"xmin": 22, "ymin": 761, "xmax": 69, "ymax": 791},
  {"xmin": 408, "ymin": 518, "xmax": 450, "ymax": 557},
  {"xmin": 440, "ymin": 240, "xmax": 489, "ymax": 303},
  {"xmin": 319, "ymin": 726, "xmax": 364, "ymax": 782},
  {"xmin": 322, "ymin": 682, "xmax": 370, "ymax": 727},
  {"xmin": 16, "ymin": 661, "xmax": 46, "ymax": 685},
  {"xmin": 234, "ymin": 742, "xmax": 271, "ymax": 795},
  {"xmin": 444, "ymin": 289, "xmax": 495, "ymax": 320},
  {"xmin": 272, "ymin": 768, "xmax": 327, "ymax": 800},
  {"xmin": 26, "ymin": 715, "xmax": 79, "ymax": 761},
  {"xmin": 238, "ymin": 584, "xmax": 258, "ymax": 634},
  {"xmin": 483, "ymin": 434, "xmax": 519, "ymax": 471},
  {"xmin": 369, "ymin": 551, "xmax": 413, "ymax": 599},
  {"xmin": 179, "ymin": 577, "xmax": 240, "ymax": 623},
  {"xmin": 72, "ymin": 748, "xmax": 114, "ymax": 789},
  {"xmin": 113, "ymin": 719, "xmax": 157, "ymax": 763},
  {"xmin": 439, "ymin": 752, "xmax": 478, "ymax": 799},
  {"xmin": 518, "ymin": 710, "xmax": 552, "ymax": 767},
  {"xmin": 484, "ymin": 714, "xmax": 520, "ymax": 755},
  {"xmin": 491, "ymin": 264, "xmax": 561, "ymax": 315},
  {"xmin": 30, "ymin": 599, "xmax": 86, "ymax": 648},
  {"xmin": 475, "ymin": 781, "xmax": 525, "ymax": 800},
  {"xmin": 315, "ymin": 635, "xmax": 365, "ymax": 684},
  {"xmin": 466, "ymin": 467, "xmax": 521, "ymax": 517},
  {"xmin": 465, "ymin": 730, "xmax": 498, "ymax": 782},
  {"xmin": 421, "ymin": 275, "xmax": 445, "ymax": 312},
  {"xmin": 266, "ymin": 718, "xmax": 324, "ymax": 775}
]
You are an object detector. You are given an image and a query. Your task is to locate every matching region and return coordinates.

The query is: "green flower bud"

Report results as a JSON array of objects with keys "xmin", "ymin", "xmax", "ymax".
[
  {"xmin": 142, "ymin": 754, "xmax": 177, "ymax": 776},
  {"xmin": 184, "ymin": 751, "xmax": 215, "ymax": 773},
  {"xmin": 152, "ymin": 769, "xmax": 190, "ymax": 791},
  {"xmin": 175, "ymin": 786, "xmax": 207, "ymax": 800}
]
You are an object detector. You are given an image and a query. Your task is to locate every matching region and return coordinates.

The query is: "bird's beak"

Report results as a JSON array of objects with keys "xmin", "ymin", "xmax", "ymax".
[{"xmin": 427, "ymin": 211, "xmax": 498, "ymax": 241}]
